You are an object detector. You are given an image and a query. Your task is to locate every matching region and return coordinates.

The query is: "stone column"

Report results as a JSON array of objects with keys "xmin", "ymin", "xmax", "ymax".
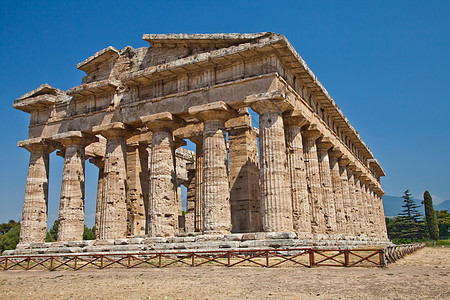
[
  {"xmin": 228, "ymin": 125, "xmax": 260, "ymax": 233},
  {"xmin": 328, "ymin": 149, "xmax": 346, "ymax": 233},
  {"xmin": 89, "ymin": 157, "xmax": 104, "ymax": 240},
  {"xmin": 93, "ymin": 122, "xmax": 131, "ymax": 240},
  {"xmin": 316, "ymin": 137, "xmax": 337, "ymax": 234},
  {"xmin": 184, "ymin": 161, "xmax": 196, "ymax": 233},
  {"xmin": 338, "ymin": 155, "xmax": 353, "ymax": 235},
  {"xmin": 352, "ymin": 169, "xmax": 365, "ymax": 236},
  {"xmin": 346, "ymin": 164, "xmax": 359, "ymax": 235},
  {"xmin": 376, "ymin": 192, "xmax": 388, "ymax": 239},
  {"xmin": 189, "ymin": 102, "xmax": 235, "ymax": 234},
  {"xmin": 360, "ymin": 178, "xmax": 373, "ymax": 237},
  {"xmin": 302, "ymin": 125, "xmax": 326, "ymax": 233},
  {"xmin": 18, "ymin": 139, "xmax": 55, "ymax": 244},
  {"xmin": 54, "ymin": 132, "xmax": 94, "ymax": 242},
  {"xmin": 284, "ymin": 110, "xmax": 310, "ymax": 235},
  {"xmin": 125, "ymin": 141, "xmax": 148, "ymax": 236},
  {"xmin": 250, "ymin": 98, "xmax": 294, "ymax": 233},
  {"xmin": 141, "ymin": 112, "xmax": 184, "ymax": 237},
  {"xmin": 189, "ymin": 136, "xmax": 204, "ymax": 233}
]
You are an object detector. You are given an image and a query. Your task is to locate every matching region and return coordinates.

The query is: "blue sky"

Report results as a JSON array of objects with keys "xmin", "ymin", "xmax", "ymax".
[{"xmin": 1, "ymin": 0, "xmax": 449, "ymax": 226}]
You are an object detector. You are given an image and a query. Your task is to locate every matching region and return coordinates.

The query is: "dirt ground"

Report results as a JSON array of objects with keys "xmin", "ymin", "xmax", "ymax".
[{"xmin": 0, "ymin": 247, "xmax": 448, "ymax": 300}]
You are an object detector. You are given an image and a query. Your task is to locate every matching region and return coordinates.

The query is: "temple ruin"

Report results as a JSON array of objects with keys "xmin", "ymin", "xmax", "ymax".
[{"xmin": 11, "ymin": 33, "xmax": 388, "ymax": 254}]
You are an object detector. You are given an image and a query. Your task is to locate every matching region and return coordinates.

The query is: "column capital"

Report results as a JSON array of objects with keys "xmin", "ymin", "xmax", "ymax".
[
  {"xmin": 89, "ymin": 156, "xmax": 104, "ymax": 168},
  {"xmin": 188, "ymin": 135, "xmax": 203, "ymax": 146},
  {"xmin": 347, "ymin": 161, "xmax": 358, "ymax": 170},
  {"xmin": 141, "ymin": 112, "xmax": 185, "ymax": 132},
  {"xmin": 248, "ymin": 97, "xmax": 294, "ymax": 115},
  {"xmin": 92, "ymin": 122, "xmax": 133, "ymax": 139},
  {"xmin": 329, "ymin": 147, "xmax": 343, "ymax": 159},
  {"xmin": 316, "ymin": 136, "xmax": 335, "ymax": 150},
  {"xmin": 338, "ymin": 154, "xmax": 351, "ymax": 166},
  {"xmin": 189, "ymin": 101, "xmax": 237, "ymax": 122},
  {"xmin": 52, "ymin": 131, "xmax": 98, "ymax": 147},
  {"xmin": 18, "ymin": 137, "xmax": 59, "ymax": 153},
  {"xmin": 302, "ymin": 124, "xmax": 323, "ymax": 141},
  {"xmin": 283, "ymin": 109, "xmax": 309, "ymax": 127}
]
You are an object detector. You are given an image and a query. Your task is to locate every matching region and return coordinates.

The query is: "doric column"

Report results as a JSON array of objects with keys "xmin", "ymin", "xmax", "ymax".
[
  {"xmin": 284, "ymin": 110, "xmax": 310, "ymax": 235},
  {"xmin": 184, "ymin": 161, "xmax": 196, "ymax": 233},
  {"xmin": 125, "ymin": 140, "xmax": 148, "ymax": 236},
  {"xmin": 18, "ymin": 139, "xmax": 55, "ymax": 244},
  {"xmin": 352, "ymin": 168, "xmax": 365, "ymax": 236},
  {"xmin": 89, "ymin": 156, "xmax": 104, "ymax": 240},
  {"xmin": 302, "ymin": 125, "xmax": 326, "ymax": 233},
  {"xmin": 53, "ymin": 131, "xmax": 95, "ymax": 242},
  {"xmin": 93, "ymin": 122, "xmax": 131, "ymax": 240},
  {"xmin": 250, "ymin": 98, "xmax": 294, "ymax": 233},
  {"xmin": 376, "ymin": 191, "xmax": 388, "ymax": 239},
  {"xmin": 328, "ymin": 149, "xmax": 346, "ymax": 233},
  {"xmin": 338, "ymin": 155, "xmax": 353, "ymax": 235},
  {"xmin": 189, "ymin": 102, "xmax": 235, "ymax": 234},
  {"xmin": 316, "ymin": 137, "xmax": 337, "ymax": 234},
  {"xmin": 189, "ymin": 136, "xmax": 204, "ymax": 233},
  {"xmin": 228, "ymin": 124, "xmax": 260, "ymax": 233},
  {"xmin": 141, "ymin": 112, "xmax": 184, "ymax": 237},
  {"xmin": 360, "ymin": 177, "xmax": 373, "ymax": 237},
  {"xmin": 346, "ymin": 164, "xmax": 359, "ymax": 235}
]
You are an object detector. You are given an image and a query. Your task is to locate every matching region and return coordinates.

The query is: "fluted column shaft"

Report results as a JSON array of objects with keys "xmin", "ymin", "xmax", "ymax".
[
  {"xmin": 19, "ymin": 143, "xmax": 52, "ymax": 244},
  {"xmin": 252, "ymin": 99, "xmax": 293, "ymax": 232},
  {"xmin": 329, "ymin": 150, "xmax": 345, "ymax": 233},
  {"xmin": 93, "ymin": 123, "xmax": 130, "ymax": 240},
  {"xmin": 346, "ymin": 167, "xmax": 359, "ymax": 235},
  {"xmin": 184, "ymin": 162, "xmax": 196, "ymax": 233},
  {"xmin": 284, "ymin": 115, "xmax": 310, "ymax": 234},
  {"xmin": 338, "ymin": 157, "xmax": 352, "ymax": 235},
  {"xmin": 317, "ymin": 141, "xmax": 337, "ymax": 233},
  {"xmin": 377, "ymin": 194, "xmax": 388, "ymax": 239},
  {"xmin": 353, "ymin": 172, "xmax": 365, "ymax": 236},
  {"xmin": 57, "ymin": 139, "xmax": 87, "ymax": 241},
  {"xmin": 90, "ymin": 157, "xmax": 104, "ymax": 240},
  {"xmin": 202, "ymin": 119, "xmax": 231, "ymax": 234},
  {"xmin": 189, "ymin": 102, "xmax": 235, "ymax": 234},
  {"xmin": 142, "ymin": 113, "xmax": 184, "ymax": 237},
  {"xmin": 194, "ymin": 139, "xmax": 203, "ymax": 232},
  {"xmin": 302, "ymin": 129, "xmax": 326, "ymax": 233}
]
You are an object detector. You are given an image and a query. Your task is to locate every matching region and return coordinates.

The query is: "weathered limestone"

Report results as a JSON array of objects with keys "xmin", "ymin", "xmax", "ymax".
[
  {"xmin": 89, "ymin": 157, "xmax": 104, "ymax": 240},
  {"xmin": 228, "ymin": 118, "xmax": 260, "ymax": 233},
  {"xmin": 125, "ymin": 141, "xmax": 148, "ymax": 236},
  {"xmin": 93, "ymin": 122, "xmax": 131, "ymax": 240},
  {"xmin": 316, "ymin": 137, "xmax": 337, "ymax": 234},
  {"xmin": 250, "ymin": 97, "xmax": 294, "ymax": 232},
  {"xmin": 53, "ymin": 132, "xmax": 95, "ymax": 242},
  {"xmin": 302, "ymin": 125, "xmax": 326, "ymax": 233},
  {"xmin": 284, "ymin": 110, "xmax": 310, "ymax": 235},
  {"xmin": 328, "ymin": 149, "xmax": 346, "ymax": 233},
  {"xmin": 13, "ymin": 33, "xmax": 388, "ymax": 248},
  {"xmin": 189, "ymin": 102, "xmax": 235, "ymax": 234},
  {"xmin": 141, "ymin": 112, "xmax": 184, "ymax": 237},
  {"xmin": 18, "ymin": 139, "xmax": 55, "ymax": 243},
  {"xmin": 337, "ymin": 155, "xmax": 352, "ymax": 235}
]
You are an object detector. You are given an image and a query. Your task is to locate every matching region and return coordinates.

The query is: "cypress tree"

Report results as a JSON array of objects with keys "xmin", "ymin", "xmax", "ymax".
[
  {"xmin": 398, "ymin": 189, "xmax": 423, "ymax": 242},
  {"xmin": 423, "ymin": 191, "xmax": 439, "ymax": 244}
]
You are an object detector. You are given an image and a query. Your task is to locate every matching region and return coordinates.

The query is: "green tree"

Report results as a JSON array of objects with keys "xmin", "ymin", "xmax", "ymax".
[
  {"xmin": 397, "ymin": 189, "xmax": 426, "ymax": 242},
  {"xmin": 0, "ymin": 220, "xmax": 18, "ymax": 235},
  {"xmin": 45, "ymin": 220, "xmax": 59, "ymax": 242},
  {"xmin": 83, "ymin": 225, "xmax": 95, "ymax": 240},
  {"xmin": 422, "ymin": 191, "xmax": 439, "ymax": 244},
  {"xmin": 0, "ymin": 223, "xmax": 20, "ymax": 254},
  {"xmin": 436, "ymin": 210, "xmax": 450, "ymax": 238}
]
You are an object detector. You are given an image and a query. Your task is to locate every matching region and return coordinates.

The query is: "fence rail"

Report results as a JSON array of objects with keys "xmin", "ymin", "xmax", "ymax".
[
  {"xmin": 383, "ymin": 243, "xmax": 425, "ymax": 265},
  {"xmin": 0, "ymin": 244, "xmax": 424, "ymax": 271}
]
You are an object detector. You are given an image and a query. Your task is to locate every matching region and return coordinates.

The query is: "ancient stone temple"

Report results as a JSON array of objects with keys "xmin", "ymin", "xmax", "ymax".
[{"xmin": 12, "ymin": 33, "xmax": 388, "ymax": 253}]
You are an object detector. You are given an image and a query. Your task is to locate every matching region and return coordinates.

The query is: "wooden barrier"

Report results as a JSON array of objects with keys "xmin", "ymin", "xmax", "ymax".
[{"xmin": 382, "ymin": 243, "xmax": 425, "ymax": 266}]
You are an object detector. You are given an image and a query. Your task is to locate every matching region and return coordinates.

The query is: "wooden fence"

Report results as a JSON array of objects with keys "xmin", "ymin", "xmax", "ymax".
[{"xmin": 0, "ymin": 244, "xmax": 424, "ymax": 271}]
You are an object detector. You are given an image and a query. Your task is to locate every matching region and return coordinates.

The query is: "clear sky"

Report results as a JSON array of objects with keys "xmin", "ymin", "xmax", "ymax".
[{"xmin": 0, "ymin": 0, "xmax": 449, "ymax": 227}]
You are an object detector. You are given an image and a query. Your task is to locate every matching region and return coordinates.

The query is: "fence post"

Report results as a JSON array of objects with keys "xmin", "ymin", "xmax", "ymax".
[
  {"xmin": 309, "ymin": 249, "xmax": 315, "ymax": 268},
  {"xmin": 4, "ymin": 258, "xmax": 7, "ymax": 270},
  {"xmin": 158, "ymin": 254, "xmax": 162, "ymax": 268},
  {"xmin": 74, "ymin": 256, "xmax": 77, "ymax": 270},
  {"xmin": 266, "ymin": 251, "xmax": 269, "ymax": 267},
  {"xmin": 344, "ymin": 250, "xmax": 350, "ymax": 267}
]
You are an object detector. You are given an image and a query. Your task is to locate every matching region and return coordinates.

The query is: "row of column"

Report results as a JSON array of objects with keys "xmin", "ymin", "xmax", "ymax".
[{"xmin": 18, "ymin": 97, "xmax": 387, "ymax": 244}]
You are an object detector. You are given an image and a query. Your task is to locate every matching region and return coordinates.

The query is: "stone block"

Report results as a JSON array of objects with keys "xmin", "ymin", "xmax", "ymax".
[
  {"xmin": 224, "ymin": 234, "xmax": 243, "ymax": 241},
  {"xmin": 265, "ymin": 232, "xmax": 297, "ymax": 239},
  {"xmin": 114, "ymin": 239, "xmax": 130, "ymax": 245}
]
